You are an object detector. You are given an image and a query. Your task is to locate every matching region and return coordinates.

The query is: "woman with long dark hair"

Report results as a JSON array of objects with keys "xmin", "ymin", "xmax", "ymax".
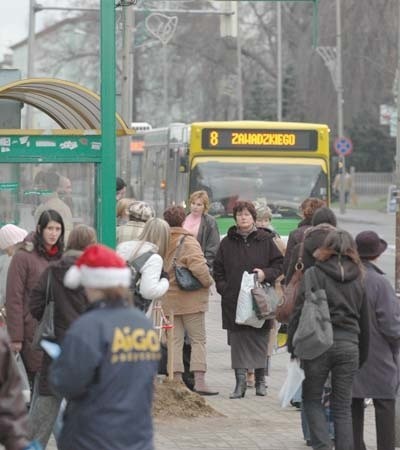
[
  {"xmin": 5, "ymin": 209, "xmax": 65, "ymax": 385},
  {"xmin": 288, "ymin": 230, "xmax": 369, "ymax": 450},
  {"xmin": 29, "ymin": 224, "xmax": 97, "ymax": 448}
]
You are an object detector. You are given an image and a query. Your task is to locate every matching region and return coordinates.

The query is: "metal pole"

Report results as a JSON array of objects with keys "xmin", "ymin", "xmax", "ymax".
[
  {"xmin": 100, "ymin": 0, "xmax": 116, "ymax": 247},
  {"xmin": 277, "ymin": 1, "xmax": 282, "ymax": 121},
  {"xmin": 336, "ymin": 0, "xmax": 346, "ymax": 214},
  {"xmin": 236, "ymin": 2, "xmax": 243, "ymax": 120},
  {"xmin": 26, "ymin": 0, "xmax": 36, "ymax": 128},
  {"xmin": 395, "ymin": 0, "xmax": 400, "ymax": 295},
  {"xmin": 121, "ymin": 3, "xmax": 134, "ymax": 191},
  {"xmin": 162, "ymin": 44, "xmax": 168, "ymax": 123}
]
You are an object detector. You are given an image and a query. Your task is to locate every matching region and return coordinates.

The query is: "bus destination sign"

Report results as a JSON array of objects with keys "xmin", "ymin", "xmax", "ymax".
[{"xmin": 201, "ymin": 128, "xmax": 318, "ymax": 151}]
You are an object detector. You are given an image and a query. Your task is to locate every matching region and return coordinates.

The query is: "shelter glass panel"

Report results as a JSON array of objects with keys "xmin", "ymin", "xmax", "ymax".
[{"xmin": 0, "ymin": 163, "xmax": 95, "ymax": 239}]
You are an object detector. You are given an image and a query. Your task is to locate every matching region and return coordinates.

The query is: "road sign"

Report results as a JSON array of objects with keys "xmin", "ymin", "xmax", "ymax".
[{"xmin": 334, "ymin": 136, "xmax": 353, "ymax": 157}]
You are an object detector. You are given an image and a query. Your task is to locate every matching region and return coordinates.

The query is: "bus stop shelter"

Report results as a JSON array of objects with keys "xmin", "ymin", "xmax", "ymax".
[{"xmin": 0, "ymin": 77, "xmax": 132, "ymax": 245}]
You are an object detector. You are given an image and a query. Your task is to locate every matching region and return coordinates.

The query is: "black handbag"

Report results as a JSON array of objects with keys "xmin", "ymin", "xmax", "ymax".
[
  {"xmin": 173, "ymin": 236, "xmax": 203, "ymax": 291},
  {"xmin": 32, "ymin": 270, "xmax": 56, "ymax": 350}
]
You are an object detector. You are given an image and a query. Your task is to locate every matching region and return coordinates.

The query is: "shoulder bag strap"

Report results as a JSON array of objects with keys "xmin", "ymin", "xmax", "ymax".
[
  {"xmin": 130, "ymin": 251, "xmax": 154, "ymax": 285},
  {"xmin": 172, "ymin": 235, "xmax": 187, "ymax": 268},
  {"xmin": 294, "ymin": 237, "xmax": 306, "ymax": 273},
  {"xmin": 45, "ymin": 269, "xmax": 53, "ymax": 305}
]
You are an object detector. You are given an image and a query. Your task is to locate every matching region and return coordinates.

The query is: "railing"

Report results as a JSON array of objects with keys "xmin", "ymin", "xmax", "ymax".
[{"xmin": 352, "ymin": 172, "xmax": 396, "ymax": 196}]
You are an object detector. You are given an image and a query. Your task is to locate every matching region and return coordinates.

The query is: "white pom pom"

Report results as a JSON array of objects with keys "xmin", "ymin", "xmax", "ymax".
[{"xmin": 64, "ymin": 265, "xmax": 82, "ymax": 289}]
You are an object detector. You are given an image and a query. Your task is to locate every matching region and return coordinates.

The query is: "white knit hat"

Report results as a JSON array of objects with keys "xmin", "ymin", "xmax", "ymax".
[
  {"xmin": 0, "ymin": 224, "xmax": 28, "ymax": 250},
  {"xmin": 64, "ymin": 244, "xmax": 131, "ymax": 289}
]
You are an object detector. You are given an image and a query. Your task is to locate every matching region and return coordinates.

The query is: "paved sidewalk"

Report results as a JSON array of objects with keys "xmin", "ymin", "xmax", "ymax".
[{"xmin": 154, "ymin": 290, "xmax": 379, "ymax": 450}]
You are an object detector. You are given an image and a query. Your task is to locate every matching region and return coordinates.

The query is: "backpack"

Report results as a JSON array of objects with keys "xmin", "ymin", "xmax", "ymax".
[
  {"xmin": 292, "ymin": 267, "xmax": 333, "ymax": 360},
  {"xmin": 128, "ymin": 250, "xmax": 155, "ymax": 312}
]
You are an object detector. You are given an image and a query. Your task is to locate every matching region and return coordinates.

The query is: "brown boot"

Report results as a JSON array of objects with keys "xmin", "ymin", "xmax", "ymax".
[{"xmin": 193, "ymin": 371, "xmax": 219, "ymax": 396}]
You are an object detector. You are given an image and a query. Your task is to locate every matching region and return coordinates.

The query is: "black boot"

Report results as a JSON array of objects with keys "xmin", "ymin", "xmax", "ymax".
[
  {"xmin": 230, "ymin": 369, "xmax": 247, "ymax": 399},
  {"xmin": 255, "ymin": 368, "xmax": 266, "ymax": 396}
]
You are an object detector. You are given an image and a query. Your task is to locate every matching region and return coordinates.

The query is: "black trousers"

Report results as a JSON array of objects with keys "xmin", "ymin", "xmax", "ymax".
[{"xmin": 352, "ymin": 397, "xmax": 395, "ymax": 450}]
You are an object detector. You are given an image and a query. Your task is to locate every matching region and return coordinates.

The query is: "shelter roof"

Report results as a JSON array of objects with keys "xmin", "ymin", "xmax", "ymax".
[{"xmin": 0, "ymin": 78, "xmax": 131, "ymax": 135}]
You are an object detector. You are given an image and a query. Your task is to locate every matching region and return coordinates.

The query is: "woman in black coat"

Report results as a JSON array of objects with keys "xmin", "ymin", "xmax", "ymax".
[{"xmin": 213, "ymin": 201, "xmax": 283, "ymax": 399}]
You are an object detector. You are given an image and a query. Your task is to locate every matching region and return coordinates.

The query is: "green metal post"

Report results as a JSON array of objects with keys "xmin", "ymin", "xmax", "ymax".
[{"xmin": 100, "ymin": 0, "xmax": 116, "ymax": 247}]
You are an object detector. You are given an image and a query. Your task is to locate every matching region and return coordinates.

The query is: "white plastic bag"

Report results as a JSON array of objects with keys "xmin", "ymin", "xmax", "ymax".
[
  {"xmin": 14, "ymin": 352, "xmax": 31, "ymax": 404},
  {"xmin": 278, "ymin": 359, "xmax": 305, "ymax": 407},
  {"xmin": 235, "ymin": 271, "xmax": 265, "ymax": 328}
]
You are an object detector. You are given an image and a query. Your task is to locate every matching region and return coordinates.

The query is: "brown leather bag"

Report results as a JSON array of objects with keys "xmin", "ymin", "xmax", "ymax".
[{"xmin": 275, "ymin": 241, "xmax": 305, "ymax": 324}]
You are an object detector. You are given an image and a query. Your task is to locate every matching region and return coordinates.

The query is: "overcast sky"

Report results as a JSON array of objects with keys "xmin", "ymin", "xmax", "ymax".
[{"xmin": 0, "ymin": 1, "xmax": 30, "ymax": 58}]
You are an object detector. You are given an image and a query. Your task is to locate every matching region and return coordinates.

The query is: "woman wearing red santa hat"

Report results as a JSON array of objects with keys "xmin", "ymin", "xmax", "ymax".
[{"xmin": 49, "ymin": 244, "xmax": 160, "ymax": 450}]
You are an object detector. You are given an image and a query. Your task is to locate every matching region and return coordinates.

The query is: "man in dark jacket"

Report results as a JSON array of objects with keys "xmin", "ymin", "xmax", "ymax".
[{"xmin": 352, "ymin": 231, "xmax": 400, "ymax": 450}]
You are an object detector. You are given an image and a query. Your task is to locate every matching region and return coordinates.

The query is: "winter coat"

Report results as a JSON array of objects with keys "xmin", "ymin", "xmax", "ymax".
[
  {"xmin": 117, "ymin": 221, "xmax": 145, "ymax": 245},
  {"xmin": 285, "ymin": 223, "xmax": 336, "ymax": 284},
  {"xmin": 213, "ymin": 226, "xmax": 284, "ymax": 331},
  {"xmin": 283, "ymin": 218, "xmax": 311, "ymax": 277},
  {"xmin": 352, "ymin": 261, "xmax": 400, "ymax": 399},
  {"xmin": 287, "ymin": 255, "xmax": 370, "ymax": 366},
  {"xmin": 117, "ymin": 240, "xmax": 169, "ymax": 300},
  {"xmin": 0, "ymin": 253, "xmax": 10, "ymax": 307},
  {"xmin": 162, "ymin": 228, "xmax": 213, "ymax": 316},
  {"xmin": 0, "ymin": 328, "xmax": 29, "ymax": 450},
  {"xmin": 49, "ymin": 299, "xmax": 159, "ymax": 450},
  {"xmin": 196, "ymin": 214, "xmax": 220, "ymax": 272},
  {"xmin": 5, "ymin": 237, "xmax": 61, "ymax": 373},
  {"xmin": 29, "ymin": 250, "xmax": 88, "ymax": 395}
]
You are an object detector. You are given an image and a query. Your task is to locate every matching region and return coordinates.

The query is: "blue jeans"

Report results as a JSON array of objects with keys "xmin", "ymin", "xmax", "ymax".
[{"xmin": 302, "ymin": 340, "xmax": 359, "ymax": 450}]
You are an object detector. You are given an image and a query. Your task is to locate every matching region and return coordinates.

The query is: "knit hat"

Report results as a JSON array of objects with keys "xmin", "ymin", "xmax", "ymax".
[
  {"xmin": 356, "ymin": 231, "xmax": 388, "ymax": 260},
  {"xmin": 64, "ymin": 244, "xmax": 131, "ymax": 289},
  {"xmin": 0, "ymin": 224, "xmax": 28, "ymax": 250},
  {"xmin": 312, "ymin": 207, "xmax": 337, "ymax": 227},
  {"xmin": 128, "ymin": 201, "xmax": 155, "ymax": 222}
]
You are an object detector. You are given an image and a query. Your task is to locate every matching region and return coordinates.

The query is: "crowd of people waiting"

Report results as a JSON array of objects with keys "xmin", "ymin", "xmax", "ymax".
[{"xmin": 0, "ymin": 181, "xmax": 399, "ymax": 450}]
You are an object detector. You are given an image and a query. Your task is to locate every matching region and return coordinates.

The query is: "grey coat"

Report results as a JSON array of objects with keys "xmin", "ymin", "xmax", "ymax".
[
  {"xmin": 197, "ymin": 214, "xmax": 220, "ymax": 271},
  {"xmin": 352, "ymin": 261, "xmax": 400, "ymax": 399}
]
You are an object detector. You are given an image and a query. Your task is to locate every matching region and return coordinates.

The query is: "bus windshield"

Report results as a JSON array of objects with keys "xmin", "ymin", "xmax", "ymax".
[{"xmin": 189, "ymin": 157, "xmax": 327, "ymax": 218}]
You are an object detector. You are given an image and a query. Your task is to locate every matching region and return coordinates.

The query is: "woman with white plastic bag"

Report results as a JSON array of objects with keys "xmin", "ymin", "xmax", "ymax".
[{"xmin": 214, "ymin": 201, "xmax": 283, "ymax": 399}]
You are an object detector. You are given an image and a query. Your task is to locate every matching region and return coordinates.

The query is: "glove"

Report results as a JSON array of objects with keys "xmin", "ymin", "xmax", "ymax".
[{"xmin": 160, "ymin": 270, "xmax": 169, "ymax": 281}]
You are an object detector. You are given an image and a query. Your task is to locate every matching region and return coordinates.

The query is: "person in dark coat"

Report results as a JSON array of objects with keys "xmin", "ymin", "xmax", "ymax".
[
  {"xmin": 285, "ymin": 207, "xmax": 337, "ymax": 284},
  {"xmin": 213, "ymin": 201, "xmax": 283, "ymax": 399},
  {"xmin": 0, "ymin": 327, "xmax": 31, "ymax": 450},
  {"xmin": 28, "ymin": 225, "xmax": 97, "ymax": 448},
  {"xmin": 283, "ymin": 197, "xmax": 325, "ymax": 277},
  {"xmin": 5, "ymin": 210, "xmax": 65, "ymax": 385},
  {"xmin": 49, "ymin": 244, "xmax": 160, "ymax": 450},
  {"xmin": 288, "ymin": 230, "xmax": 369, "ymax": 450},
  {"xmin": 352, "ymin": 231, "xmax": 400, "ymax": 450}
]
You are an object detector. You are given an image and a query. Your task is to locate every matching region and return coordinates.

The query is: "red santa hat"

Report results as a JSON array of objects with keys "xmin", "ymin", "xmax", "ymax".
[{"xmin": 64, "ymin": 244, "xmax": 131, "ymax": 289}]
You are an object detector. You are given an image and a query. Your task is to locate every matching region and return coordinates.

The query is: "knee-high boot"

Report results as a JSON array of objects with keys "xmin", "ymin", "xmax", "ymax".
[
  {"xmin": 230, "ymin": 369, "xmax": 247, "ymax": 399},
  {"xmin": 255, "ymin": 368, "xmax": 266, "ymax": 396}
]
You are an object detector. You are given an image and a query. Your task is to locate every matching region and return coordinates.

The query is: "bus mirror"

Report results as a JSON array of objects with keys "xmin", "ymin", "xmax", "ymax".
[{"xmin": 179, "ymin": 156, "xmax": 188, "ymax": 173}]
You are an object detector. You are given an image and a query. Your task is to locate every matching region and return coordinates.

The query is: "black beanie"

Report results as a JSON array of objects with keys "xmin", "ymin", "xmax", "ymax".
[{"xmin": 312, "ymin": 207, "xmax": 337, "ymax": 227}]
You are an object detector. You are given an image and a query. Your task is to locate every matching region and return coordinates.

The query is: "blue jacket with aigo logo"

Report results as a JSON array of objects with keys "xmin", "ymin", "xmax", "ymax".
[{"xmin": 49, "ymin": 299, "xmax": 160, "ymax": 450}]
